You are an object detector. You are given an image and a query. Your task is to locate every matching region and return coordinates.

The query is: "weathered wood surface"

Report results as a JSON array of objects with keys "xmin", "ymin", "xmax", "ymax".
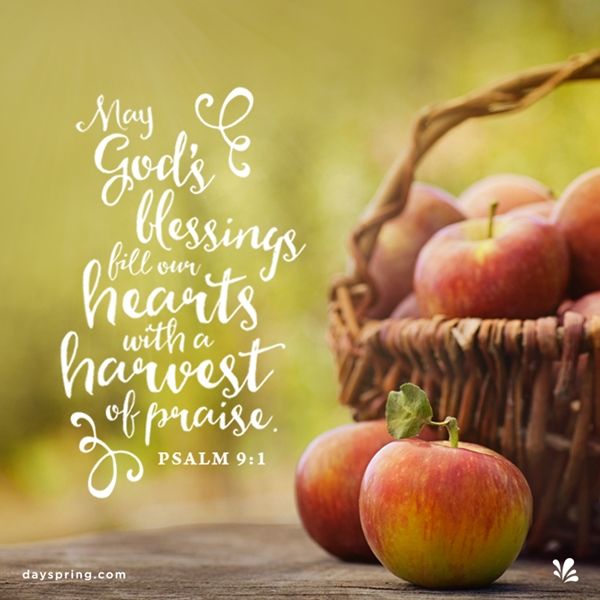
[{"xmin": 0, "ymin": 524, "xmax": 598, "ymax": 599}]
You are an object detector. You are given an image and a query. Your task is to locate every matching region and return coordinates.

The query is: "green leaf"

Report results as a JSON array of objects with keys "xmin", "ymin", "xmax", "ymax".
[{"xmin": 385, "ymin": 383, "xmax": 433, "ymax": 440}]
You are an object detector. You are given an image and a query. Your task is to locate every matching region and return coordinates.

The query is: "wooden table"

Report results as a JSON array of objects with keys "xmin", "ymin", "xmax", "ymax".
[{"xmin": 0, "ymin": 524, "xmax": 598, "ymax": 599}]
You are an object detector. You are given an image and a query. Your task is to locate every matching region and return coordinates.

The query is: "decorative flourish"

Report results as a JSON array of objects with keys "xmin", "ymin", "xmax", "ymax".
[
  {"xmin": 553, "ymin": 558, "xmax": 579, "ymax": 583},
  {"xmin": 71, "ymin": 412, "xmax": 144, "ymax": 499},
  {"xmin": 194, "ymin": 87, "xmax": 253, "ymax": 178}
]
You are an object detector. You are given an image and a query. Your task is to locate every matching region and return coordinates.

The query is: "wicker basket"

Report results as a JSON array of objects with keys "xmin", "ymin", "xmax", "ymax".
[{"xmin": 329, "ymin": 50, "xmax": 600, "ymax": 560}]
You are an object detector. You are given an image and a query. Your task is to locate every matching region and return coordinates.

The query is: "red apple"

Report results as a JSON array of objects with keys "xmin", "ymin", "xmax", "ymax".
[
  {"xmin": 295, "ymin": 420, "xmax": 393, "ymax": 561},
  {"xmin": 365, "ymin": 183, "xmax": 464, "ymax": 318},
  {"xmin": 390, "ymin": 293, "xmax": 420, "ymax": 319},
  {"xmin": 460, "ymin": 174, "xmax": 553, "ymax": 218},
  {"xmin": 414, "ymin": 211, "xmax": 569, "ymax": 319},
  {"xmin": 359, "ymin": 384, "xmax": 532, "ymax": 589},
  {"xmin": 506, "ymin": 200, "xmax": 555, "ymax": 220},
  {"xmin": 569, "ymin": 291, "xmax": 600, "ymax": 318},
  {"xmin": 552, "ymin": 168, "xmax": 600, "ymax": 294}
]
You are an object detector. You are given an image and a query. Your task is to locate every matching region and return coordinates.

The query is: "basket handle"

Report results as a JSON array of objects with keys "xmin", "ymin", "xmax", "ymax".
[{"xmin": 347, "ymin": 49, "xmax": 600, "ymax": 313}]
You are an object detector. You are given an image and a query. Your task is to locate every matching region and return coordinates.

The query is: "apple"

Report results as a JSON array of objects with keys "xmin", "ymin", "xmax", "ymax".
[
  {"xmin": 360, "ymin": 384, "xmax": 532, "ymax": 589},
  {"xmin": 295, "ymin": 420, "xmax": 393, "ymax": 561},
  {"xmin": 460, "ymin": 174, "xmax": 553, "ymax": 218},
  {"xmin": 552, "ymin": 168, "xmax": 600, "ymax": 294},
  {"xmin": 506, "ymin": 200, "xmax": 555, "ymax": 220},
  {"xmin": 414, "ymin": 207, "xmax": 569, "ymax": 319},
  {"xmin": 569, "ymin": 291, "xmax": 600, "ymax": 318},
  {"xmin": 365, "ymin": 183, "xmax": 464, "ymax": 318},
  {"xmin": 390, "ymin": 292, "xmax": 420, "ymax": 319}
]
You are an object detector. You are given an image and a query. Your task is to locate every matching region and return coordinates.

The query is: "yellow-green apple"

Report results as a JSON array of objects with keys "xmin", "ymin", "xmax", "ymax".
[
  {"xmin": 414, "ymin": 208, "xmax": 569, "ymax": 319},
  {"xmin": 569, "ymin": 291, "xmax": 600, "ymax": 318},
  {"xmin": 552, "ymin": 168, "xmax": 600, "ymax": 294},
  {"xmin": 359, "ymin": 383, "xmax": 532, "ymax": 589},
  {"xmin": 365, "ymin": 183, "xmax": 464, "ymax": 318},
  {"xmin": 295, "ymin": 420, "xmax": 393, "ymax": 562},
  {"xmin": 460, "ymin": 174, "xmax": 553, "ymax": 218}
]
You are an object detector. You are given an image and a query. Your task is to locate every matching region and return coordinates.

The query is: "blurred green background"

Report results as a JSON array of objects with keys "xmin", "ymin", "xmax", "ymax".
[{"xmin": 0, "ymin": 0, "xmax": 599, "ymax": 543}]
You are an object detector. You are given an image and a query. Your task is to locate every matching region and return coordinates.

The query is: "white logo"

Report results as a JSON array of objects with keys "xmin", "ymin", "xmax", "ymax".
[{"xmin": 553, "ymin": 558, "xmax": 579, "ymax": 583}]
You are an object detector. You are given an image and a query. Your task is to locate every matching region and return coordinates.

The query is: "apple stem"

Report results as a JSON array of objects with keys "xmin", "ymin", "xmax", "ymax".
[
  {"xmin": 429, "ymin": 416, "xmax": 460, "ymax": 448},
  {"xmin": 487, "ymin": 200, "xmax": 499, "ymax": 238},
  {"xmin": 385, "ymin": 383, "xmax": 461, "ymax": 448}
]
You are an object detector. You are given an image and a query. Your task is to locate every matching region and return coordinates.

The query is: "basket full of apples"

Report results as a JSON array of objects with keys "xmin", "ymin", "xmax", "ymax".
[{"xmin": 328, "ymin": 50, "xmax": 600, "ymax": 560}]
